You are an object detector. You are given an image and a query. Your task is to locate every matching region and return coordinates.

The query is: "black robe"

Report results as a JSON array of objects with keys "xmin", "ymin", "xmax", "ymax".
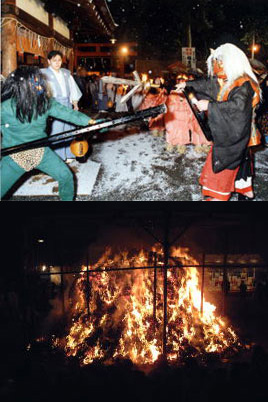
[{"xmin": 186, "ymin": 78, "xmax": 254, "ymax": 173}]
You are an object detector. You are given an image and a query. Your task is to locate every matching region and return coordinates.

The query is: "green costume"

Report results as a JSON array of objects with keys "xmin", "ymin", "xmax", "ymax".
[{"xmin": 1, "ymin": 98, "xmax": 90, "ymax": 200}]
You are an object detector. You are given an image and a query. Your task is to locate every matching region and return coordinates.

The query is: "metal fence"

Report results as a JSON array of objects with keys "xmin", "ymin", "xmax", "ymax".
[{"xmin": 37, "ymin": 255, "xmax": 268, "ymax": 358}]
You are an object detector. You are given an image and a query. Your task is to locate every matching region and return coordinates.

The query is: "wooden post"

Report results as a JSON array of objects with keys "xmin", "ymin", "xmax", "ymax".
[
  {"xmin": 2, "ymin": 17, "xmax": 17, "ymax": 77},
  {"xmin": 46, "ymin": 14, "xmax": 54, "ymax": 62}
]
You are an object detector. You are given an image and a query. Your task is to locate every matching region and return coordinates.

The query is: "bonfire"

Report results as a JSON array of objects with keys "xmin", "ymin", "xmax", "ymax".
[{"xmin": 56, "ymin": 247, "xmax": 240, "ymax": 366}]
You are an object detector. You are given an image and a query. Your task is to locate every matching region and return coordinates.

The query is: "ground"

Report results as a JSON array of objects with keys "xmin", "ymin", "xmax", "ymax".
[{"xmin": 6, "ymin": 123, "xmax": 268, "ymax": 201}]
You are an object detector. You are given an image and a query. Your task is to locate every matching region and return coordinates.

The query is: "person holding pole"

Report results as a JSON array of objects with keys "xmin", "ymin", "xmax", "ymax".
[
  {"xmin": 1, "ymin": 66, "xmax": 96, "ymax": 201},
  {"xmin": 176, "ymin": 43, "xmax": 261, "ymax": 201}
]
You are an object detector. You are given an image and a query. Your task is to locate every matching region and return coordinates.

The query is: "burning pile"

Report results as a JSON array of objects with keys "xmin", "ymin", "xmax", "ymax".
[{"xmin": 59, "ymin": 247, "xmax": 239, "ymax": 366}]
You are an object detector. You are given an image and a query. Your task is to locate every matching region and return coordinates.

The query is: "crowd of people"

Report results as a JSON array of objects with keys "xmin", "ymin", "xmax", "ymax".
[{"xmin": 1, "ymin": 44, "xmax": 268, "ymax": 201}]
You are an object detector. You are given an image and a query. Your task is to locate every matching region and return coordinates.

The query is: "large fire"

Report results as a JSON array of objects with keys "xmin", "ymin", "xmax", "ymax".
[{"xmin": 58, "ymin": 247, "xmax": 239, "ymax": 366}]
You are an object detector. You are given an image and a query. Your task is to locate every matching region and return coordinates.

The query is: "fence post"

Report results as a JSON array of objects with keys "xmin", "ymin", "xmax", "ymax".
[
  {"xmin": 153, "ymin": 252, "xmax": 157, "ymax": 331},
  {"xmin": 61, "ymin": 265, "xmax": 65, "ymax": 315},
  {"xmin": 201, "ymin": 253, "xmax": 205, "ymax": 315},
  {"xmin": 86, "ymin": 252, "xmax": 90, "ymax": 316},
  {"xmin": 162, "ymin": 212, "xmax": 170, "ymax": 359}
]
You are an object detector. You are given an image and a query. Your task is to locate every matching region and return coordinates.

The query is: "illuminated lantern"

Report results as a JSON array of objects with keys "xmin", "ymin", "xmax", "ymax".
[{"xmin": 70, "ymin": 139, "xmax": 89, "ymax": 157}]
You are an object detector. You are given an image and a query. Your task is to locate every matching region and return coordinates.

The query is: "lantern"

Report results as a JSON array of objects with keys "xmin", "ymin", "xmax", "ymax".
[
  {"xmin": 70, "ymin": 139, "xmax": 89, "ymax": 157},
  {"xmin": 107, "ymin": 99, "xmax": 114, "ymax": 109}
]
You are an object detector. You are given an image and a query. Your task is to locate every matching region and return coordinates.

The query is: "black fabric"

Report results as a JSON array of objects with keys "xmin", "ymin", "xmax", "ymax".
[
  {"xmin": 236, "ymin": 149, "xmax": 253, "ymax": 182},
  {"xmin": 186, "ymin": 78, "xmax": 254, "ymax": 173}
]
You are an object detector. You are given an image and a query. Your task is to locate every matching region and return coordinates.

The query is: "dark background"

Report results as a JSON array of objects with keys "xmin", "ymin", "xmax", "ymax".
[{"xmin": 109, "ymin": 0, "xmax": 268, "ymax": 61}]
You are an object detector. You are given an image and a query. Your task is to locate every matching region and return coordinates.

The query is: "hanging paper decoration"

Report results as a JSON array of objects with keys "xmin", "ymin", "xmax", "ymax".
[{"xmin": 1, "ymin": 17, "xmax": 73, "ymax": 60}]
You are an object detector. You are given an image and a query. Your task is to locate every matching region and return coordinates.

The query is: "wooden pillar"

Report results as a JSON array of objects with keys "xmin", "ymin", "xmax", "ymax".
[
  {"xmin": 46, "ymin": 14, "xmax": 54, "ymax": 61},
  {"xmin": 2, "ymin": 18, "xmax": 17, "ymax": 77}
]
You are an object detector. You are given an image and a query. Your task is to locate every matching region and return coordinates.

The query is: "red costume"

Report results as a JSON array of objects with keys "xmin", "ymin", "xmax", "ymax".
[
  {"xmin": 185, "ymin": 44, "xmax": 261, "ymax": 201},
  {"xmin": 139, "ymin": 88, "xmax": 168, "ymax": 135},
  {"xmin": 199, "ymin": 76, "xmax": 260, "ymax": 200},
  {"xmin": 165, "ymin": 93, "xmax": 211, "ymax": 146}
]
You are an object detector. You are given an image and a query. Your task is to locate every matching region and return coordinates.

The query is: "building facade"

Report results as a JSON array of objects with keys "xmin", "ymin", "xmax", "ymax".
[{"xmin": 1, "ymin": 0, "xmax": 117, "ymax": 76}]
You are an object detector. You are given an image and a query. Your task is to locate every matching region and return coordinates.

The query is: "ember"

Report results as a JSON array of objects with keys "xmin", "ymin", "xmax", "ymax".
[{"xmin": 57, "ymin": 247, "xmax": 240, "ymax": 366}]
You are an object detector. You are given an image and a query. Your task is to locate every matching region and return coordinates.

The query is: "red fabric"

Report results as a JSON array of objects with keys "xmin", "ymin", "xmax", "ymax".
[
  {"xmin": 139, "ymin": 89, "xmax": 167, "ymax": 131},
  {"xmin": 200, "ymin": 148, "xmax": 239, "ymax": 200},
  {"xmin": 165, "ymin": 93, "xmax": 211, "ymax": 145}
]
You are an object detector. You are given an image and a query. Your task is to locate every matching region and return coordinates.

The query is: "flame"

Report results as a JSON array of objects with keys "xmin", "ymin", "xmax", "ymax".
[{"xmin": 59, "ymin": 247, "xmax": 239, "ymax": 366}]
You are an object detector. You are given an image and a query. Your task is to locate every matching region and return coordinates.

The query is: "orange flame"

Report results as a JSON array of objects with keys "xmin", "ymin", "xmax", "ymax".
[{"xmin": 60, "ymin": 247, "xmax": 239, "ymax": 366}]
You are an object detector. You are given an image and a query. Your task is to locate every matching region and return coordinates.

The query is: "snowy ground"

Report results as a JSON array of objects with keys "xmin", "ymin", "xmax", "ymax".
[{"xmin": 6, "ymin": 124, "xmax": 268, "ymax": 202}]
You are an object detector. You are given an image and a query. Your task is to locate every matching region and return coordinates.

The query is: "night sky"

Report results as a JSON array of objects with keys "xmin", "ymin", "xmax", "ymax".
[{"xmin": 107, "ymin": 0, "xmax": 268, "ymax": 61}]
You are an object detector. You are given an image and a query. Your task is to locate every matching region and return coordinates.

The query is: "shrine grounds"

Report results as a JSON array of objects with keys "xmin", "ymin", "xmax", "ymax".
[{"xmin": 6, "ymin": 123, "xmax": 268, "ymax": 202}]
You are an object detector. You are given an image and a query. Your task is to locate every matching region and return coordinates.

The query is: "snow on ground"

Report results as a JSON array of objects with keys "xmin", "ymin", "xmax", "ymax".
[
  {"xmin": 89, "ymin": 128, "xmax": 206, "ymax": 201},
  {"xmin": 7, "ymin": 126, "xmax": 268, "ymax": 202},
  {"xmin": 254, "ymin": 146, "xmax": 268, "ymax": 201},
  {"xmin": 13, "ymin": 159, "xmax": 101, "ymax": 197},
  {"xmin": 89, "ymin": 129, "xmax": 268, "ymax": 201}
]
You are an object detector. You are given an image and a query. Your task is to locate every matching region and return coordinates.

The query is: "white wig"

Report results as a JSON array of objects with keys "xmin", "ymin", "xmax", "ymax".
[{"xmin": 207, "ymin": 43, "xmax": 259, "ymax": 86}]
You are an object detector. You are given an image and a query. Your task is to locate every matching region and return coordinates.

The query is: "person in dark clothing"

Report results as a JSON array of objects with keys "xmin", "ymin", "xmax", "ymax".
[
  {"xmin": 176, "ymin": 43, "xmax": 261, "ymax": 201},
  {"xmin": 73, "ymin": 66, "xmax": 89, "ymax": 110}
]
